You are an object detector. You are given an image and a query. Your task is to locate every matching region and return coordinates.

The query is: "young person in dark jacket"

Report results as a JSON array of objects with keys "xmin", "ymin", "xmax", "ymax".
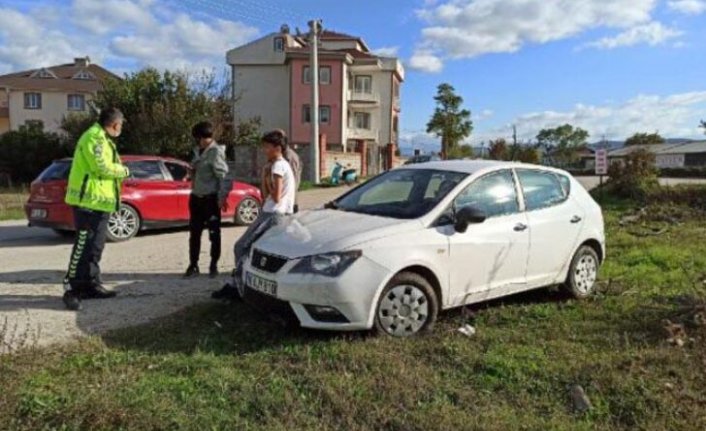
[{"xmin": 184, "ymin": 121, "xmax": 231, "ymax": 278}]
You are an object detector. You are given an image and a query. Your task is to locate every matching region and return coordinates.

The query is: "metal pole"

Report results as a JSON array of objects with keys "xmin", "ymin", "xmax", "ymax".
[{"xmin": 309, "ymin": 19, "xmax": 321, "ymax": 183}]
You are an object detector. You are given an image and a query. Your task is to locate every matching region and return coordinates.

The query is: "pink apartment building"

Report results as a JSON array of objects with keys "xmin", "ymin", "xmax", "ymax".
[{"xmin": 226, "ymin": 25, "xmax": 404, "ymax": 180}]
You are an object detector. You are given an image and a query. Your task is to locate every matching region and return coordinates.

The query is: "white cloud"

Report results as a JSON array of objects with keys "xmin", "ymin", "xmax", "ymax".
[
  {"xmin": 0, "ymin": 8, "xmax": 82, "ymax": 73},
  {"xmin": 475, "ymin": 91, "xmax": 706, "ymax": 143},
  {"xmin": 408, "ymin": 50, "xmax": 444, "ymax": 73},
  {"xmin": 71, "ymin": 0, "xmax": 156, "ymax": 35},
  {"xmin": 582, "ymin": 22, "xmax": 683, "ymax": 50},
  {"xmin": 111, "ymin": 14, "xmax": 258, "ymax": 70},
  {"xmin": 0, "ymin": 0, "xmax": 259, "ymax": 74},
  {"xmin": 372, "ymin": 46, "xmax": 400, "ymax": 57},
  {"xmin": 411, "ymin": 0, "xmax": 673, "ymax": 71},
  {"xmin": 668, "ymin": 0, "xmax": 706, "ymax": 15}
]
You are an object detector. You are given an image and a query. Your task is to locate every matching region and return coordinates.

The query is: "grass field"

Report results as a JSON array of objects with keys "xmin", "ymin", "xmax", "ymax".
[
  {"xmin": 0, "ymin": 187, "xmax": 27, "ymax": 221},
  {"xmin": 1, "ymin": 195, "xmax": 705, "ymax": 430}
]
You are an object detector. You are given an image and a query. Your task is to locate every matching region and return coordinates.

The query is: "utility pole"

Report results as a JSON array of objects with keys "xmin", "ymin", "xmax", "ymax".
[{"xmin": 308, "ymin": 19, "xmax": 322, "ymax": 183}]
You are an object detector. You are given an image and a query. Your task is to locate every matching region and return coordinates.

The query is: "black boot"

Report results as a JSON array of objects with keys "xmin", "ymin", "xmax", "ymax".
[
  {"xmin": 211, "ymin": 283, "xmax": 240, "ymax": 300},
  {"xmin": 63, "ymin": 290, "xmax": 82, "ymax": 310},
  {"xmin": 184, "ymin": 265, "xmax": 200, "ymax": 278},
  {"xmin": 209, "ymin": 263, "xmax": 219, "ymax": 279},
  {"xmin": 81, "ymin": 284, "xmax": 117, "ymax": 299}
]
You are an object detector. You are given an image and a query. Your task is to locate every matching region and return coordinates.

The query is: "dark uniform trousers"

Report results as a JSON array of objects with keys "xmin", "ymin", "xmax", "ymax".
[
  {"xmin": 189, "ymin": 194, "xmax": 221, "ymax": 267},
  {"xmin": 65, "ymin": 207, "xmax": 109, "ymax": 290}
]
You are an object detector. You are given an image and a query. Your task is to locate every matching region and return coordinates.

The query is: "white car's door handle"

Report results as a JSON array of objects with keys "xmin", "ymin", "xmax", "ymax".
[
  {"xmin": 571, "ymin": 215, "xmax": 582, "ymax": 224},
  {"xmin": 514, "ymin": 223, "xmax": 528, "ymax": 232}
]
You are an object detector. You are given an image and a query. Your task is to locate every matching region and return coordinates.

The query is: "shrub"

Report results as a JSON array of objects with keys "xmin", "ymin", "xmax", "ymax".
[
  {"xmin": 0, "ymin": 123, "xmax": 71, "ymax": 183},
  {"xmin": 606, "ymin": 149, "xmax": 660, "ymax": 200}
]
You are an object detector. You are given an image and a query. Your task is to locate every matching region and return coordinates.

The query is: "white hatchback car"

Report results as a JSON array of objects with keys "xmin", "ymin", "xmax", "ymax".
[{"xmin": 241, "ymin": 160, "xmax": 605, "ymax": 337}]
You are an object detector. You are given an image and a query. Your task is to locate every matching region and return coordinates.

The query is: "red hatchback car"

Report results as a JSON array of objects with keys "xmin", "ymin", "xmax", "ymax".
[{"xmin": 25, "ymin": 155, "xmax": 262, "ymax": 242}]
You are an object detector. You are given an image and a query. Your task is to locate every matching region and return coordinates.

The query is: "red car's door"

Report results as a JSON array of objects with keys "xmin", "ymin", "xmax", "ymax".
[
  {"xmin": 123, "ymin": 160, "xmax": 189, "ymax": 222},
  {"xmin": 163, "ymin": 161, "xmax": 193, "ymax": 220}
]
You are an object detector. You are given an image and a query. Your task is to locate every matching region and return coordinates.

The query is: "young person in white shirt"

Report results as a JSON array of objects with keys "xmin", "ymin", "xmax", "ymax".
[{"xmin": 212, "ymin": 130, "xmax": 296, "ymax": 300}]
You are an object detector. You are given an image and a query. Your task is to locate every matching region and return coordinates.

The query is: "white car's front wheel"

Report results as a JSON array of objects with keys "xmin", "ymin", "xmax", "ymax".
[
  {"xmin": 374, "ymin": 272, "xmax": 438, "ymax": 337},
  {"xmin": 565, "ymin": 245, "xmax": 600, "ymax": 298}
]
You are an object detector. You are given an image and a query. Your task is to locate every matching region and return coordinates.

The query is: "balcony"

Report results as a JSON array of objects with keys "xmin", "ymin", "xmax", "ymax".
[
  {"xmin": 348, "ymin": 90, "xmax": 380, "ymax": 106},
  {"xmin": 393, "ymin": 96, "xmax": 401, "ymax": 112},
  {"xmin": 348, "ymin": 127, "xmax": 379, "ymax": 141}
]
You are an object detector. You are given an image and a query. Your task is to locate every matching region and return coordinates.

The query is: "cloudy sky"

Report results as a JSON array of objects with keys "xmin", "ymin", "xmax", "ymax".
[{"xmin": 1, "ymin": 0, "xmax": 705, "ymax": 150}]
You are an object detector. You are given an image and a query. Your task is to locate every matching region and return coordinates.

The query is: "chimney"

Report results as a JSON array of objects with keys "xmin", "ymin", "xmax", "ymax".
[
  {"xmin": 74, "ymin": 57, "xmax": 91, "ymax": 67},
  {"xmin": 280, "ymin": 24, "xmax": 290, "ymax": 34}
]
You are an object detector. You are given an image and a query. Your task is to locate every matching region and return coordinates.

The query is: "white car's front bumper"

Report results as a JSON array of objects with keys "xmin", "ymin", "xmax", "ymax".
[{"xmin": 241, "ymin": 253, "xmax": 390, "ymax": 331}]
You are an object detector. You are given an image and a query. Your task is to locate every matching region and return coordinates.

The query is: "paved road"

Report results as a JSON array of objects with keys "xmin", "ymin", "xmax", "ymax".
[{"xmin": 1, "ymin": 176, "xmax": 704, "ymax": 352}]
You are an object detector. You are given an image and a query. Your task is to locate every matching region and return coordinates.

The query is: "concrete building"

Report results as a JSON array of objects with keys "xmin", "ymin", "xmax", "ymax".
[
  {"xmin": 0, "ymin": 57, "xmax": 119, "ymax": 134},
  {"xmin": 226, "ymin": 26, "xmax": 404, "ymax": 179},
  {"xmin": 608, "ymin": 141, "xmax": 706, "ymax": 168}
]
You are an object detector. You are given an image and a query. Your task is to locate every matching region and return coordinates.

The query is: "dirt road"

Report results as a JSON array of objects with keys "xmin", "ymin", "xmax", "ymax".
[
  {"xmin": 0, "ymin": 187, "xmax": 342, "ymax": 353},
  {"xmin": 1, "ymin": 176, "xmax": 704, "ymax": 352}
]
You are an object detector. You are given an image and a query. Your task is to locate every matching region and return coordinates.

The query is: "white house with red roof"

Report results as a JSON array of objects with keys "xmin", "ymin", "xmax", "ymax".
[{"xmin": 0, "ymin": 57, "xmax": 119, "ymax": 134}]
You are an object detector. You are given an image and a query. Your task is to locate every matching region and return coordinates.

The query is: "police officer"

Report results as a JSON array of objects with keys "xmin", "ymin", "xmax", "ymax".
[{"xmin": 62, "ymin": 107, "xmax": 129, "ymax": 311}]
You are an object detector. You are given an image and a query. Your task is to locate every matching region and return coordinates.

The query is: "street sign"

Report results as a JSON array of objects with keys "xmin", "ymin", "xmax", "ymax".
[{"xmin": 595, "ymin": 149, "xmax": 608, "ymax": 175}]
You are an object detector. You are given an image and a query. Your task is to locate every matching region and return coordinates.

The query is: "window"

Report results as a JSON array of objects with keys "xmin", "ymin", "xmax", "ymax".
[
  {"xmin": 335, "ymin": 169, "xmax": 467, "ymax": 219},
  {"xmin": 320, "ymin": 66, "xmax": 331, "ymax": 85},
  {"xmin": 165, "ymin": 162, "xmax": 189, "ymax": 181},
  {"xmin": 353, "ymin": 112, "xmax": 371, "ymax": 129},
  {"xmin": 125, "ymin": 161, "xmax": 165, "ymax": 181},
  {"xmin": 38, "ymin": 161, "xmax": 71, "ymax": 181},
  {"xmin": 302, "ymin": 105, "xmax": 331, "ymax": 123},
  {"xmin": 516, "ymin": 169, "xmax": 567, "ymax": 211},
  {"xmin": 556, "ymin": 173, "xmax": 571, "ymax": 197},
  {"xmin": 354, "ymin": 75, "xmax": 372, "ymax": 93},
  {"xmin": 67, "ymin": 94, "xmax": 85, "ymax": 111},
  {"xmin": 303, "ymin": 66, "xmax": 332, "ymax": 84},
  {"xmin": 274, "ymin": 37, "xmax": 284, "ymax": 52},
  {"xmin": 24, "ymin": 93, "xmax": 42, "ymax": 109},
  {"xmin": 73, "ymin": 70, "xmax": 95, "ymax": 80},
  {"xmin": 320, "ymin": 105, "xmax": 331, "ymax": 123},
  {"xmin": 33, "ymin": 68, "xmax": 56, "ymax": 79},
  {"xmin": 455, "ymin": 170, "xmax": 519, "ymax": 218}
]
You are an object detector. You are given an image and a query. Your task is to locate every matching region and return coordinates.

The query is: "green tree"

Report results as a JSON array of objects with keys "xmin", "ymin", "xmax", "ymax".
[
  {"xmin": 426, "ymin": 83, "xmax": 473, "ymax": 159},
  {"xmin": 536, "ymin": 124, "xmax": 589, "ymax": 166},
  {"xmin": 488, "ymin": 138, "xmax": 509, "ymax": 161},
  {"xmin": 447, "ymin": 144, "xmax": 474, "ymax": 160},
  {"xmin": 700, "ymin": 120, "xmax": 705, "ymax": 135},
  {"xmin": 61, "ymin": 68, "xmax": 234, "ymax": 160},
  {"xmin": 517, "ymin": 146, "xmax": 540, "ymax": 164},
  {"xmin": 624, "ymin": 132, "xmax": 665, "ymax": 146},
  {"xmin": 0, "ymin": 123, "xmax": 70, "ymax": 183},
  {"xmin": 606, "ymin": 148, "xmax": 659, "ymax": 200}
]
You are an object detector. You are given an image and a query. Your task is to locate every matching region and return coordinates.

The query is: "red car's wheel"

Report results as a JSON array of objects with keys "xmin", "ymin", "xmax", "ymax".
[
  {"xmin": 234, "ymin": 197, "xmax": 260, "ymax": 226},
  {"xmin": 107, "ymin": 204, "xmax": 141, "ymax": 242}
]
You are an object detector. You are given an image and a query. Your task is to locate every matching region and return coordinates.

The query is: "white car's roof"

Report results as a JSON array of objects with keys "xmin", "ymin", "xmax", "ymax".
[{"xmin": 399, "ymin": 159, "xmax": 552, "ymax": 174}]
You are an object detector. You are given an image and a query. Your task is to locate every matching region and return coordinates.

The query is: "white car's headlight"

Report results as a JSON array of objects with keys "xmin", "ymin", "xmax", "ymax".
[{"xmin": 290, "ymin": 250, "xmax": 362, "ymax": 277}]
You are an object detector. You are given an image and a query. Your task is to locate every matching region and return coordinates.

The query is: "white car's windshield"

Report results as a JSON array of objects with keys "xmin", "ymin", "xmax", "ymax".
[{"xmin": 334, "ymin": 169, "xmax": 468, "ymax": 219}]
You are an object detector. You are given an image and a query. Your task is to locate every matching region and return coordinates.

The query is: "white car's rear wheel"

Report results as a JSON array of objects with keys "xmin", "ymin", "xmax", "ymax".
[
  {"xmin": 374, "ymin": 272, "xmax": 438, "ymax": 337},
  {"xmin": 565, "ymin": 245, "xmax": 600, "ymax": 298}
]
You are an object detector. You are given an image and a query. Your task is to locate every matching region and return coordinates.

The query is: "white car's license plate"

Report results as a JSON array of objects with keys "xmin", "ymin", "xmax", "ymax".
[
  {"xmin": 246, "ymin": 271, "xmax": 277, "ymax": 296},
  {"xmin": 31, "ymin": 209, "xmax": 47, "ymax": 219}
]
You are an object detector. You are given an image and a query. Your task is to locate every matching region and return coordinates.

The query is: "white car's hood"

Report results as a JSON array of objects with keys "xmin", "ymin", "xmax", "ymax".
[{"xmin": 254, "ymin": 209, "xmax": 422, "ymax": 258}]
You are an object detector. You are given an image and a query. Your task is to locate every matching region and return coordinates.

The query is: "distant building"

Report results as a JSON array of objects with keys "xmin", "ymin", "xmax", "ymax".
[
  {"xmin": 226, "ymin": 26, "xmax": 404, "ymax": 179},
  {"xmin": 0, "ymin": 57, "xmax": 119, "ymax": 134},
  {"xmin": 607, "ymin": 141, "xmax": 706, "ymax": 168}
]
